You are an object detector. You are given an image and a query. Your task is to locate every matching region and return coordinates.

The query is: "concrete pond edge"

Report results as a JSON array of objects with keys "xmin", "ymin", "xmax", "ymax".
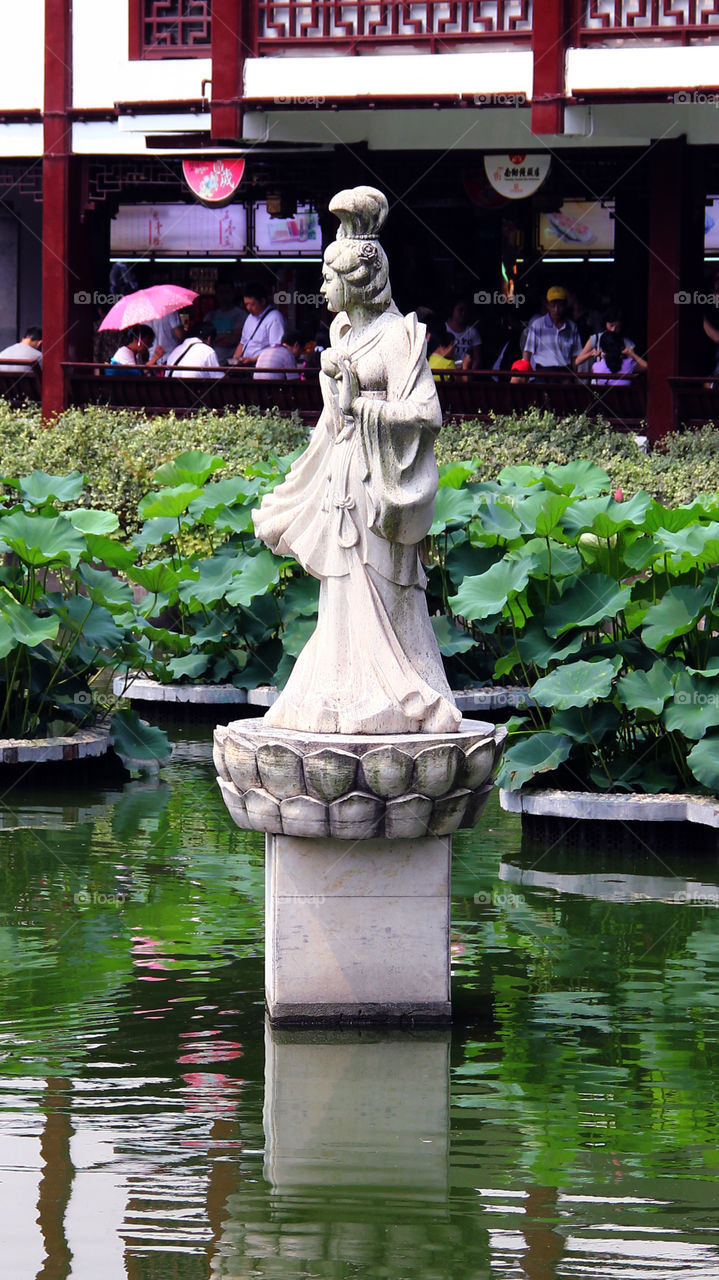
[
  {"xmin": 0, "ymin": 727, "xmax": 111, "ymax": 766},
  {"xmin": 113, "ymin": 675, "xmax": 248, "ymax": 705},
  {"xmin": 499, "ymin": 787, "xmax": 719, "ymax": 829}
]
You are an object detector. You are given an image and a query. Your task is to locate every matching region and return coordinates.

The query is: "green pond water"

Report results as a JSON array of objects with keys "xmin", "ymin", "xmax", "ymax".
[{"xmin": 1, "ymin": 723, "xmax": 719, "ymax": 1279}]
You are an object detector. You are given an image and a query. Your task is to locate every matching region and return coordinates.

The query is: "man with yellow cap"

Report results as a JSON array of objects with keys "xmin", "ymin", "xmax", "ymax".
[{"xmin": 522, "ymin": 285, "xmax": 581, "ymax": 372}]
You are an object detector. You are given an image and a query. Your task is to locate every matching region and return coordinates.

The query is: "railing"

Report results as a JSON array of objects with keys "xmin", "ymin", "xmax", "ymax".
[
  {"xmin": 126, "ymin": 0, "xmax": 719, "ymax": 59},
  {"xmin": 578, "ymin": 0, "xmax": 719, "ymax": 44},
  {"xmin": 256, "ymin": 0, "xmax": 533, "ymax": 51},
  {"xmin": 670, "ymin": 377, "xmax": 719, "ymax": 428},
  {"xmin": 0, "ymin": 361, "xmax": 41, "ymax": 405},
  {"xmin": 61, "ymin": 364, "xmax": 647, "ymax": 429}
]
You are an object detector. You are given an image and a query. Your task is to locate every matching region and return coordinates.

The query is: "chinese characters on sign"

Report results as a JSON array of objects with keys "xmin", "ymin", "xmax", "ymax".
[
  {"xmin": 111, "ymin": 203, "xmax": 248, "ymax": 254},
  {"xmin": 182, "ymin": 159, "xmax": 246, "ymax": 206},
  {"xmin": 484, "ymin": 153, "xmax": 551, "ymax": 199}
]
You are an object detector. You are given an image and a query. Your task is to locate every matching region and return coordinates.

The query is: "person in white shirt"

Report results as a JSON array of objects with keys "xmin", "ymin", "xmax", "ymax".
[
  {"xmin": 231, "ymin": 283, "xmax": 285, "ymax": 366},
  {"xmin": 109, "ymin": 325, "xmax": 164, "ymax": 374},
  {"xmin": 253, "ymin": 330, "xmax": 303, "ymax": 381},
  {"xmin": 0, "ymin": 326, "xmax": 43, "ymax": 372},
  {"xmin": 165, "ymin": 322, "xmax": 224, "ymax": 379}
]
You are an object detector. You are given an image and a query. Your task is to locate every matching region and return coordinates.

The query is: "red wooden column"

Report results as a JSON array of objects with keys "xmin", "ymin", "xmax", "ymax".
[
  {"xmin": 645, "ymin": 138, "xmax": 699, "ymax": 442},
  {"xmin": 531, "ymin": 0, "xmax": 573, "ymax": 134},
  {"xmin": 42, "ymin": 0, "xmax": 74, "ymax": 420},
  {"xmin": 211, "ymin": 0, "xmax": 255, "ymax": 141}
]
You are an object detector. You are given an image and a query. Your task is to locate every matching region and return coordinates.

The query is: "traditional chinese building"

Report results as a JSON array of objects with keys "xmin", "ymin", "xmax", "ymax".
[{"xmin": 2, "ymin": 1, "xmax": 719, "ymax": 436}]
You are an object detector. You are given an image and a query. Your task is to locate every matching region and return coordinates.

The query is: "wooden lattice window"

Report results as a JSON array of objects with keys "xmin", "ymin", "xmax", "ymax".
[
  {"xmin": 257, "ymin": 0, "xmax": 532, "ymax": 47},
  {"xmin": 129, "ymin": 0, "xmax": 212, "ymax": 59},
  {"xmin": 581, "ymin": 0, "xmax": 719, "ymax": 38}
]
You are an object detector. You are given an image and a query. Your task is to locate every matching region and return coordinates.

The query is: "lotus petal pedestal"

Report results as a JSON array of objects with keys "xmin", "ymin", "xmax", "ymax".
[{"xmin": 215, "ymin": 716, "xmax": 506, "ymax": 1025}]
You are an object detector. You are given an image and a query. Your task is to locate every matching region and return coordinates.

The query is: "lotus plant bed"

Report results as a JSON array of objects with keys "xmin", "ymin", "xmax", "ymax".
[
  {"xmin": 432, "ymin": 459, "xmax": 719, "ymax": 806},
  {"xmin": 0, "ymin": 469, "xmax": 170, "ymax": 778}
]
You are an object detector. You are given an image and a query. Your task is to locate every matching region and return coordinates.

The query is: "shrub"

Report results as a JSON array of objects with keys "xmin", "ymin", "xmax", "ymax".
[
  {"xmin": 4, "ymin": 400, "xmax": 719, "ymax": 523},
  {"xmin": 436, "ymin": 410, "xmax": 719, "ymax": 506},
  {"xmin": 0, "ymin": 403, "xmax": 307, "ymax": 535}
]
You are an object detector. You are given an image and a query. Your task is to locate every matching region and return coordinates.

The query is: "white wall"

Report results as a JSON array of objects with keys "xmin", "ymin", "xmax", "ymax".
[
  {"xmin": 0, "ymin": 125, "xmax": 43, "ymax": 157},
  {"xmin": 0, "ymin": 0, "xmax": 43, "ymax": 109},
  {"xmin": 72, "ymin": 0, "xmax": 211, "ymax": 108},
  {"xmin": 567, "ymin": 45, "xmax": 719, "ymax": 94},
  {"xmin": 244, "ymin": 50, "xmax": 533, "ymax": 102}
]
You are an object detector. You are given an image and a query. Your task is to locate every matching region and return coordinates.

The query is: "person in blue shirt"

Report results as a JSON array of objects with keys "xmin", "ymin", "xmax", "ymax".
[{"xmin": 522, "ymin": 286, "xmax": 581, "ymax": 371}]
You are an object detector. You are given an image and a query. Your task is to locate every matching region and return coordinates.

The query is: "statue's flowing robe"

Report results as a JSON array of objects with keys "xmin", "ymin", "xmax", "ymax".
[{"xmin": 253, "ymin": 307, "xmax": 461, "ymax": 734}]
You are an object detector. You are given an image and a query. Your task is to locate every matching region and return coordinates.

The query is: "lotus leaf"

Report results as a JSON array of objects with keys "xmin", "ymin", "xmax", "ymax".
[
  {"xmin": 544, "ymin": 573, "xmax": 631, "ymax": 637},
  {"xmin": 0, "ymin": 512, "xmax": 86, "ymax": 567},
  {"xmin": 687, "ymin": 734, "xmax": 719, "ymax": 790},
  {"xmin": 18, "ymin": 470, "xmax": 85, "ymax": 507},
  {"xmin": 153, "ymin": 450, "xmax": 225, "ymax": 486},
  {"xmin": 663, "ymin": 673, "xmax": 719, "ymax": 739},
  {"xmin": 137, "ymin": 484, "xmax": 204, "ymax": 521},
  {"xmin": 497, "ymin": 732, "xmax": 573, "ymax": 790},
  {"xmin": 449, "ymin": 558, "xmax": 536, "ymax": 621},
  {"xmin": 641, "ymin": 585, "xmax": 712, "ymax": 653},
  {"xmin": 531, "ymin": 656, "xmax": 622, "ymax": 710}
]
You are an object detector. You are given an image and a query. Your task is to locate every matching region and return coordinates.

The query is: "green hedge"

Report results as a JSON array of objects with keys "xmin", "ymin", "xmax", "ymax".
[
  {"xmin": 2, "ymin": 401, "xmax": 719, "ymax": 523},
  {"xmin": 436, "ymin": 410, "xmax": 719, "ymax": 506},
  {"xmin": 0, "ymin": 403, "xmax": 306, "ymax": 533}
]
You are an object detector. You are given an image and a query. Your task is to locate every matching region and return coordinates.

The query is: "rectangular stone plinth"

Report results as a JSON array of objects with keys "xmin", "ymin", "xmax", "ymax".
[{"xmin": 265, "ymin": 833, "xmax": 451, "ymax": 1024}]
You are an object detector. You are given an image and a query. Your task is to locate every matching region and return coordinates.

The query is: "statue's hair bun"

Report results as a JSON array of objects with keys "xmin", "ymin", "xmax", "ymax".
[{"xmin": 329, "ymin": 186, "xmax": 388, "ymax": 242}]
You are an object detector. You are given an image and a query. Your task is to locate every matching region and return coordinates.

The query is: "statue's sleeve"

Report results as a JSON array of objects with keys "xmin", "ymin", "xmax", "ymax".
[{"xmin": 353, "ymin": 314, "xmax": 441, "ymax": 546}]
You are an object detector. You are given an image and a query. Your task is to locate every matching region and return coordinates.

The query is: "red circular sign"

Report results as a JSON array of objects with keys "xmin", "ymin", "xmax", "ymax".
[{"xmin": 182, "ymin": 158, "xmax": 245, "ymax": 206}]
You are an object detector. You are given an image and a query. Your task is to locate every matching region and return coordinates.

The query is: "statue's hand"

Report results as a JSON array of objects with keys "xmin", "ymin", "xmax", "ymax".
[
  {"xmin": 338, "ymin": 356, "xmax": 360, "ymax": 415},
  {"xmin": 320, "ymin": 349, "xmax": 342, "ymax": 379}
]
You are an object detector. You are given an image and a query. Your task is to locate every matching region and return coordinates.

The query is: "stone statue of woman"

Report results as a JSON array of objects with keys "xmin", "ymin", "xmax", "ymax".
[{"xmin": 253, "ymin": 186, "xmax": 461, "ymax": 736}]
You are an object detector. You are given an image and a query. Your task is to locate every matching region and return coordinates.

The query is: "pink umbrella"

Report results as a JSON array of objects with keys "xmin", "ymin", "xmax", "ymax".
[{"xmin": 99, "ymin": 284, "xmax": 198, "ymax": 331}]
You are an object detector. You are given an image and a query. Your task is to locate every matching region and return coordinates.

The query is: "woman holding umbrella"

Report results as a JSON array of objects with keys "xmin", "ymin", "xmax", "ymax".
[{"xmin": 99, "ymin": 284, "xmax": 198, "ymax": 372}]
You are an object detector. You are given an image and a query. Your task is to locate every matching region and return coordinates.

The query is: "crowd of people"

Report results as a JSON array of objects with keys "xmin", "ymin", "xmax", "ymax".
[
  {"xmin": 6, "ymin": 269, "xmax": 719, "ymax": 390},
  {"xmin": 102, "ymin": 277, "xmax": 653, "ymax": 389},
  {"xmin": 420, "ymin": 287, "xmax": 648, "ymax": 387},
  {"xmin": 13, "ymin": 267, "xmax": 716, "ymax": 389},
  {"xmin": 105, "ymin": 280, "xmax": 306, "ymax": 383}
]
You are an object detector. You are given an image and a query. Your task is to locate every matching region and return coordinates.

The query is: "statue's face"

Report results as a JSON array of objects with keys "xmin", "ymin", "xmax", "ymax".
[{"xmin": 320, "ymin": 264, "xmax": 344, "ymax": 313}]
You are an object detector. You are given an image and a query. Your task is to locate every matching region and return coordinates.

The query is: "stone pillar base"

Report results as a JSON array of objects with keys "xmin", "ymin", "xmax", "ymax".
[{"xmin": 266, "ymin": 832, "xmax": 451, "ymax": 1025}]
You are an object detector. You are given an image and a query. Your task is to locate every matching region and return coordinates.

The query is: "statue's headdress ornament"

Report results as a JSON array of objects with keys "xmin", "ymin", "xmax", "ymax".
[{"xmin": 329, "ymin": 186, "xmax": 388, "ymax": 243}]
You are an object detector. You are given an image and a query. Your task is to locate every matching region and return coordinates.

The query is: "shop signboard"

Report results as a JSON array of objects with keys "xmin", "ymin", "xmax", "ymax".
[
  {"xmin": 182, "ymin": 158, "xmax": 246, "ymax": 206},
  {"xmin": 484, "ymin": 154, "xmax": 551, "ymax": 200},
  {"xmin": 705, "ymin": 198, "xmax": 719, "ymax": 252},
  {"xmin": 538, "ymin": 200, "xmax": 615, "ymax": 256},
  {"xmin": 110, "ymin": 203, "xmax": 248, "ymax": 255},
  {"xmin": 253, "ymin": 203, "xmax": 321, "ymax": 256}
]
